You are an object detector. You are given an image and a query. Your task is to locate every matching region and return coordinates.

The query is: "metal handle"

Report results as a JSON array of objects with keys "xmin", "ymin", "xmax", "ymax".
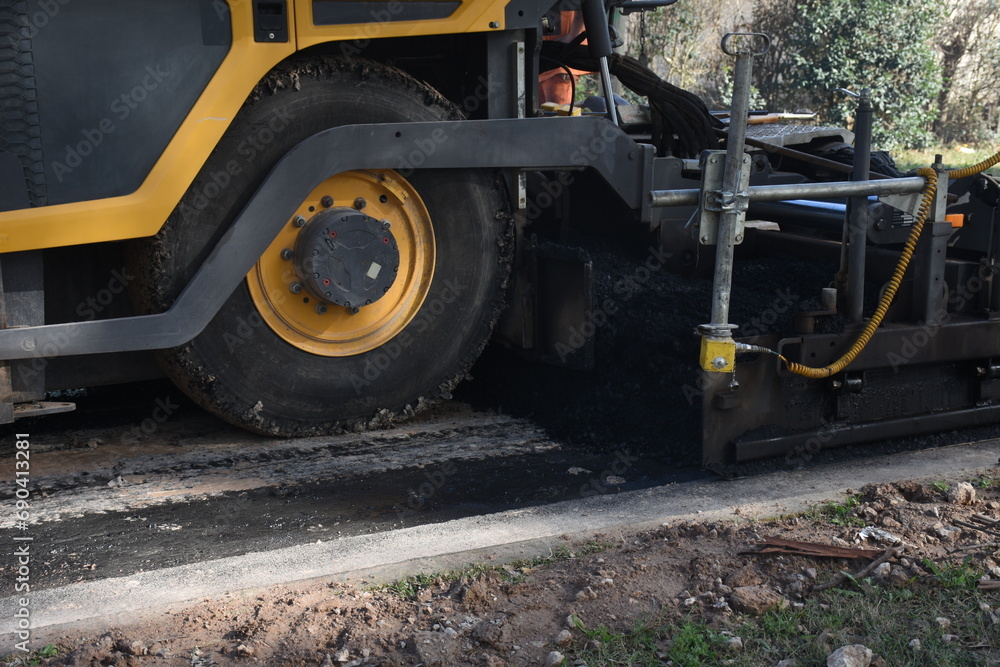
[{"xmin": 721, "ymin": 32, "xmax": 770, "ymax": 56}]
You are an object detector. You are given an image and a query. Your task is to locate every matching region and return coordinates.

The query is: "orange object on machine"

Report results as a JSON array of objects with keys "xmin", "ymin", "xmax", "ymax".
[{"xmin": 538, "ymin": 11, "xmax": 590, "ymax": 106}]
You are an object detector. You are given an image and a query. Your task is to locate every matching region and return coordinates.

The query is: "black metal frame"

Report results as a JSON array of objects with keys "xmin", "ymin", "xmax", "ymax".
[{"xmin": 0, "ymin": 117, "xmax": 651, "ymax": 361}]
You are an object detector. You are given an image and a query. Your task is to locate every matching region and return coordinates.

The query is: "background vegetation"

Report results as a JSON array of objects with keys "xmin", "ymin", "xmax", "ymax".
[{"xmin": 620, "ymin": 0, "xmax": 1000, "ymax": 152}]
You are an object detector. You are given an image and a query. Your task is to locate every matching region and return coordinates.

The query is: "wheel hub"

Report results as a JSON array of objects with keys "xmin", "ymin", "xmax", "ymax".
[
  {"xmin": 294, "ymin": 208, "xmax": 400, "ymax": 309},
  {"xmin": 245, "ymin": 169, "xmax": 435, "ymax": 357}
]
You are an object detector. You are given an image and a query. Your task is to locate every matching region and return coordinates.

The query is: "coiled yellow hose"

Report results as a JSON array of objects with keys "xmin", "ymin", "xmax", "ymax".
[{"xmin": 779, "ymin": 149, "xmax": 1000, "ymax": 379}]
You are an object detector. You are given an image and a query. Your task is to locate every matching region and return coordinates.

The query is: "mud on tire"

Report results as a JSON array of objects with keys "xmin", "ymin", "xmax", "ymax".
[{"xmin": 127, "ymin": 57, "xmax": 512, "ymax": 435}]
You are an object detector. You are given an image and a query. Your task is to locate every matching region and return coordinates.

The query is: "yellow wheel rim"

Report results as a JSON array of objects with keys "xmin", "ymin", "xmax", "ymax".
[{"xmin": 247, "ymin": 170, "xmax": 435, "ymax": 357}]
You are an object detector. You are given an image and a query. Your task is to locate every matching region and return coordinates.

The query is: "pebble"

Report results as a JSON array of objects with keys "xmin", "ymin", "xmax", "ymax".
[
  {"xmin": 926, "ymin": 506, "xmax": 940, "ymax": 518},
  {"xmin": 729, "ymin": 586, "xmax": 787, "ymax": 615},
  {"xmin": 775, "ymin": 660, "xmax": 796, "ymax": 667},
  {"xmin": 942, "ymin": 634, "xmax": 959, "ymax": 643},
  {"xmin": 726, "ymin": 636, "xmax": 744, "ymax": 651},
  {"xmin": 545, "ymin": 650, "xmax": 565, "ymax": 666},
  {"xmin": 935, "ymin": 617, "xmax": 951, "ymax": 629},
  {"xmin": 333, "ymin": 648, "xmax": 350, "ymax": 662},
  {"xmin": 907, "ymin": 639, "xmax": 920, "ymax": 651},
  {"xmin": 826, "ymin": 644, "xmax": 873, "ymax": 667},
  {"xmin": 804, "ymin": 568, "xmax": 818, "ymax": 580},
  {"xmin": 555, "ymin": 629, "xmax": 573, "ymax": 647},
  {"xmin": 948, "ymin": 482, "xmax": 976, "ymax": 505},
  {"xmin": 873, "ymin": 563, "xmax": 891, "ymax": 578},
  {"xmin": 443, "ymin": 627, "xmax": 458, "ymax": 639},
  {"xmin": 575, "ymin": 587, "xmax": 598, "ymax": 601},
  {"xmin": 566, "ymin": 615, "xmax": 579, "ymax": 628}
]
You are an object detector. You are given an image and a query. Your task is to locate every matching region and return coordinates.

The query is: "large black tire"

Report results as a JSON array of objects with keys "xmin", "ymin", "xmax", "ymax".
[{"xmin": 127, "ymin": 57, "xmax": 511, "ymax": 435}]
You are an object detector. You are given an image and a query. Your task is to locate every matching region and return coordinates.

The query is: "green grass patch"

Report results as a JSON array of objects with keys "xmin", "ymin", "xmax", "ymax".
[
  {"xmin": 0, "ymin": 643, "xmax": 64, "ymax": 666},
  {"xmin": 922, "ymin": 558, "xmax": 982, "ymax": 591},
  {"xmin": 573, "ymin": 616, "xmax": 727, "ymax": 667},
  {"xmin": 375, "ymin": 539, "xmax": 614, "ymax": 598},
  {"xmin": 819, "ymin": 494, "xmax": 865, "ymax": 527},
  {"xmin": 569, "ymin": 566, "xmax": 998, "ymax": 666},
  {"xmin": 894, "ymin": 145, "xmax": 1000, "ymax": 176}
]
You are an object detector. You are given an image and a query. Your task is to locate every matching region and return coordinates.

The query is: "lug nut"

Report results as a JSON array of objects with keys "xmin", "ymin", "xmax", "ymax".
[
  {"xmin": 353, "ymin": 197, "xmax": 367, "ymax": 209},
  {"xmin": 321, "ymin": 195, "xmax": 334, "ymax": 208},
  {"xmin": 381, "ymin": 220, "xmax": 391, "ymax": 230},
  {"xmin": 315, "ymin": 303, "xmax": 328, "ymax": 314},
  {"xmin": 293, "ymin": 215, "xmax": 306, "ymax": 228},
  {"xmin": 348, "ymin": 306, "xmax": 360, "ymax": 315},
  {"xmin": 280, "ymin": 248, "xmax": 293, "ymax": 260},
  {"xmin": 289, "ymin": 282, "xmax": 303, "ymax": 294}
]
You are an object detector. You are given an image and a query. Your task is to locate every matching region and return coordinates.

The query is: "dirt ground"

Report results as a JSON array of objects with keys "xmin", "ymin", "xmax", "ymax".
[{"xmin": 13, "ymin": 468, "xmax": 1000, "ymax": 667}]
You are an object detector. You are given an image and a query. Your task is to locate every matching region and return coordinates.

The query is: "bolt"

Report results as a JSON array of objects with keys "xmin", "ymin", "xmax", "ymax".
[
  {"xmin": 489, "ymin": 20, "xmax": 499, "ymax": 28},
  {"xmin": 280, "ymin": 248, "xmax": 293, "ymax": 260},
  {"xmin": 321, "ymin": 195, "xmax": 334, "ymax": 208},
  {"xmin": 831, "ymin": 379, "xmax": 843, "ymax": 390},
  {"xmin": 735, "ymin": 234, "xmax": 743, "ymax": 243},
  {"xmin": 315, "ymin": 303, "xmax": 328, "ymax": 314},
  {"xmin": 348, "ymin": 306, "xmax": 360, "ymax": 315},
  {"xmin": 701, "ymin": 236, "xmax": 710, "ymax": 243},
  {"xmin": 293, "ymin": 215, "xmax": 306, "ymax": 228},
  {"xmin": 353, "ymin": 197, "xmax": 366, "ymax": 210},
  {"xmin": 381, "ymin": 220, "xmax": 391, "ymax": 230},
  {"xmin": 289, "ymin": 282, "xmax": 303, "ymax": 294},
  {"xmin": 977, "ymin": 366, "xmax": 987, "ymax": 377},
  {"xmin": 21, "ymin": 338, "xmax": 35, "ymax": 352},
  {"xmin": 711, "ymin": 356, "xmax": 728, "ymax": 370}
]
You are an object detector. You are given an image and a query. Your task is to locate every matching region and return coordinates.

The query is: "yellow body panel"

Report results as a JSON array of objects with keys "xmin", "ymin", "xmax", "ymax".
[
  {"xmin": 294, "ymin": 0, "xmax": 508, "ymax": 47},
  {"xmin": 0, "ymin": 0, "xmax": 504, "ymax": 254}
]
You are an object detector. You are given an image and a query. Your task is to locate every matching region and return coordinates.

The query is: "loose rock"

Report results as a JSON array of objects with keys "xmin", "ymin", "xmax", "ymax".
[
  {"xmin": 555, "ymin": 629, "xmax": 573, "ymax": 647},
  {"xmin": 729, "ymin": 586, "xmax": 787, "ymax": 615},
  {"xmin": 545, "ymin": 650, "xmax": 565, "ymax": 666},
  {"xmin": 948, "ymin": 482, "xmax": 976, "ymax": 505},
  {"xmin": 827, "ymin": 644, "xmax": 873, "ymax": 667}
]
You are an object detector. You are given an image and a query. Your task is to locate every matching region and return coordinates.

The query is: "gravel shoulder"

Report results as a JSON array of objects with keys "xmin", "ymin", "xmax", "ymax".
[{"xmin": 6, "ymin": 461, "xmax": 1000, "ymax": 667}]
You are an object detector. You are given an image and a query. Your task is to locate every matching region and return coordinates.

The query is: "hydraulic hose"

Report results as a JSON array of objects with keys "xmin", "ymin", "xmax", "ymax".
[{"xmin": 765, "ymin": 149, "xmax": 1000, "ymax": 379}]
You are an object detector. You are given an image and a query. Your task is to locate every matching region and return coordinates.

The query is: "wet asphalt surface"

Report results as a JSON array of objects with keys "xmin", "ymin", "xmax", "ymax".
[
  {"xmin": 4, "ymin": 233, "xmax": 1000, "ymax": 597},
  {"xmin": 0, "ymin": 382, "xmax": 708, "ymax": 594}
]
